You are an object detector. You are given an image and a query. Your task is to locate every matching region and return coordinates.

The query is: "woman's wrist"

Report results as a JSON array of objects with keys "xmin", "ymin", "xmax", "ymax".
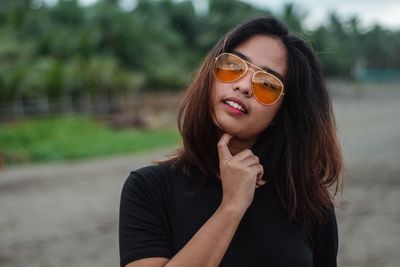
[{"xmin": 218, "ymin": 202, "xmax": 247, "ymax": 220}]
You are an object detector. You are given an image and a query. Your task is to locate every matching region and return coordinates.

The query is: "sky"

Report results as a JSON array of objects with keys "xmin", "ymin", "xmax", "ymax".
[{"xmin": 75, "ymin": 0, "xmax": 400, "ymax": 30}]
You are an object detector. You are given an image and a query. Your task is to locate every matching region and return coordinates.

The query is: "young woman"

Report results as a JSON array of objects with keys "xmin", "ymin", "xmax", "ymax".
[{"xmin": 119, "ymin": 16, "xmax": 342, "ymax": 267}]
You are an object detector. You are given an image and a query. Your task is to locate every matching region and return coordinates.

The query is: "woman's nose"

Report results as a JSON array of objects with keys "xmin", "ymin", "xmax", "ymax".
[{"xmin": 232, "ymin": 70, "xmax": 253, "ymax": 97}]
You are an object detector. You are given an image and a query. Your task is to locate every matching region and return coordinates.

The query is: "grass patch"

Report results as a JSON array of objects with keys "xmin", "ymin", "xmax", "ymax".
[{"xmin": 0, "ymin": 116, "xmax": 180, "ymax": 164}]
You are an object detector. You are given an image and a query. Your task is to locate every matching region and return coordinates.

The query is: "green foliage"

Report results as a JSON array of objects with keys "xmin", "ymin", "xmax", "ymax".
[
  {"xmin": 0, "ymin": 116, "xmax": 180, "ymax": 163},
  {"xmin": 281, "ymin": 3, "xmax": 306, "ymax": 33},
  {"xmin": 0, "ymin": 0, "xmax": 400, "ymax": 106},
  {"xmin": 309, "ymin": 12, "xmax": 400, "ymax": 78}
]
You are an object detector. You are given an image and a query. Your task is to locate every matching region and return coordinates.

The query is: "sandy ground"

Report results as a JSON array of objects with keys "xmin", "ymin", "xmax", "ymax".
[{"xmin": 0, "ymin": 83, "xmax": 399, "ymax": 267}]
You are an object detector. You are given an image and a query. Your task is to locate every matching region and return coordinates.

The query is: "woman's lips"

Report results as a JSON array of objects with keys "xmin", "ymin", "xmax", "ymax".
[{"xmin": 222, "ymin": 97, "xmax": 248, "ymax": 114}]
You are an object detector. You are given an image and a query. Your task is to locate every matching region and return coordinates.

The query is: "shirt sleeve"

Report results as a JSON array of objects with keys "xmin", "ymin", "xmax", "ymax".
[
  {"xmin": 313, "ymin": 209, "xmax": 339, "ymax": 267},
  {"xmin": 119, "ymin": 169, "xmax": 172, "ymax": 267}
]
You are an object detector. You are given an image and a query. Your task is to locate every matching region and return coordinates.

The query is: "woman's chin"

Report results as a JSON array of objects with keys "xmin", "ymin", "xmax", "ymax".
[
  {"xmin": 221, "ymin": 127, "xmax": 256, "ymax": 141},
  {"xmin": 213, "ymin": 116, "xmax": 258, "ymax": 139}
]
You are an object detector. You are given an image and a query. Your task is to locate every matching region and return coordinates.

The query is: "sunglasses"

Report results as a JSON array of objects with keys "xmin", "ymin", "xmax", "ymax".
[{"xmin": 213, "ymin": 53, "xmax": 285, "ymax": 105}]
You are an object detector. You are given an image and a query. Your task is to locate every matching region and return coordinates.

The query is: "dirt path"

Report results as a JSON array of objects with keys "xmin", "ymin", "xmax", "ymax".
[
  {"xmin": 1, "ymin": 84, "xmax": 399, "ymax": 267},
  {"xmin": 333, "ymin": 84, "xmax": 400, "ymax": 267},
  {"xmin": 0, "ymin": 149, "xmax": 174, "ymax": 267}
]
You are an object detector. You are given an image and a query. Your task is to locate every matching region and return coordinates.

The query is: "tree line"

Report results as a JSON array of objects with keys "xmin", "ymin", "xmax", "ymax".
[{"xmin": 0, "ymin": 0, "xmax": 399, "ymax": 110}]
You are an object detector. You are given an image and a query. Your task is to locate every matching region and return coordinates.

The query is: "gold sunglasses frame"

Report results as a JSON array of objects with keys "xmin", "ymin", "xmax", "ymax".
[{"xmin": 213, "ymin": 52, "xmax": 285, "ymax": 105}]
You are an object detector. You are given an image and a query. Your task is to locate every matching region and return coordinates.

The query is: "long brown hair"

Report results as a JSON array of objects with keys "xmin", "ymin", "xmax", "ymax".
[{"xmin": 162, "ymin": 16, "xmax": 342, "ymax": 227}]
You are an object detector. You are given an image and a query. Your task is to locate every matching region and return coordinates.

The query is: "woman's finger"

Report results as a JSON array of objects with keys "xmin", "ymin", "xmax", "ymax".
[{"xmin": 217, "ymin": 133, "xmax": 233, "ymax": 162}]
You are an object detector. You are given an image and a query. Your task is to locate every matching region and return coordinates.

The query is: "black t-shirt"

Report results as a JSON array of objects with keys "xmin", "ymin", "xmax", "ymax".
[{"xmin": 119, "ymin": 164, "xmax": 338, "ymax": 267}]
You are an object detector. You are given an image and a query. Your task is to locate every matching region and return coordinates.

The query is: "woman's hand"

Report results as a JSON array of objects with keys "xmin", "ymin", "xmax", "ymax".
[{"xmin": 217, "ymin": 133, "xmax": 264, "ymax": 214}]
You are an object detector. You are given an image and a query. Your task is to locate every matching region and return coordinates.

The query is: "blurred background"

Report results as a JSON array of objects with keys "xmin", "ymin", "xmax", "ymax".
[{"xmin": 0, "ymin": 0, "xmax": 399, "ymax": 266}]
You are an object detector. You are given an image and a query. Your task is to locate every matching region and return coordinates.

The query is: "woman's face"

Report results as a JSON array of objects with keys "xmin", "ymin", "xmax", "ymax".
[{"xmin": 212, "ymin": 34, "xmax": 288, "ymax": 142}]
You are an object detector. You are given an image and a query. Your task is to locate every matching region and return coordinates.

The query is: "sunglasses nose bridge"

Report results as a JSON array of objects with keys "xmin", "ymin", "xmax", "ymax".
[
  {"xmin": 242, "ymin": 60, "xmax": 257, "ymax": 74},
  {"xmin": 241, "ymin": 64, "xmax": 258, "ymax": 87},
  {"xmin": 231, "ymin": 67, "xmax": 255, "ymax": 98},
  {"xmin": 242, "ymin": 65, "xmax": 258, "ymax": 88}
]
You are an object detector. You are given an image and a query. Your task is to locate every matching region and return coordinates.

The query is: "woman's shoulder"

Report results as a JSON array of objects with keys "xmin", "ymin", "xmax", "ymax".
[
  {"xmin": 310, "ymin": 208, "xmax": 339, "ymax": 265},
  {"xmin": 130, "ymin": 163, "xmax": 174, "ymax": 178},
  {"xmin": 123, "ymin": 163, "xmax": 187, "ymax": 192}
]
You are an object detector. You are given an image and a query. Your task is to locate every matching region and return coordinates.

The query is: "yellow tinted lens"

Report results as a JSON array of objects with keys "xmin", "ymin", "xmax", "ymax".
[
  {"xmin": 214, "ymin": 54, "xmax": 246, "ymax": 82},
  {"xmin": 252, "ymin": 72, "xmax": 283, "ymax": 105}
]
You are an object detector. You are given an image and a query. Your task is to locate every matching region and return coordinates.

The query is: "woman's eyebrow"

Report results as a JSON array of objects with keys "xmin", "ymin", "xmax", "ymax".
[{"xmin": 232, "ymin": 50, "xmax": 284, "ymax": 82}]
